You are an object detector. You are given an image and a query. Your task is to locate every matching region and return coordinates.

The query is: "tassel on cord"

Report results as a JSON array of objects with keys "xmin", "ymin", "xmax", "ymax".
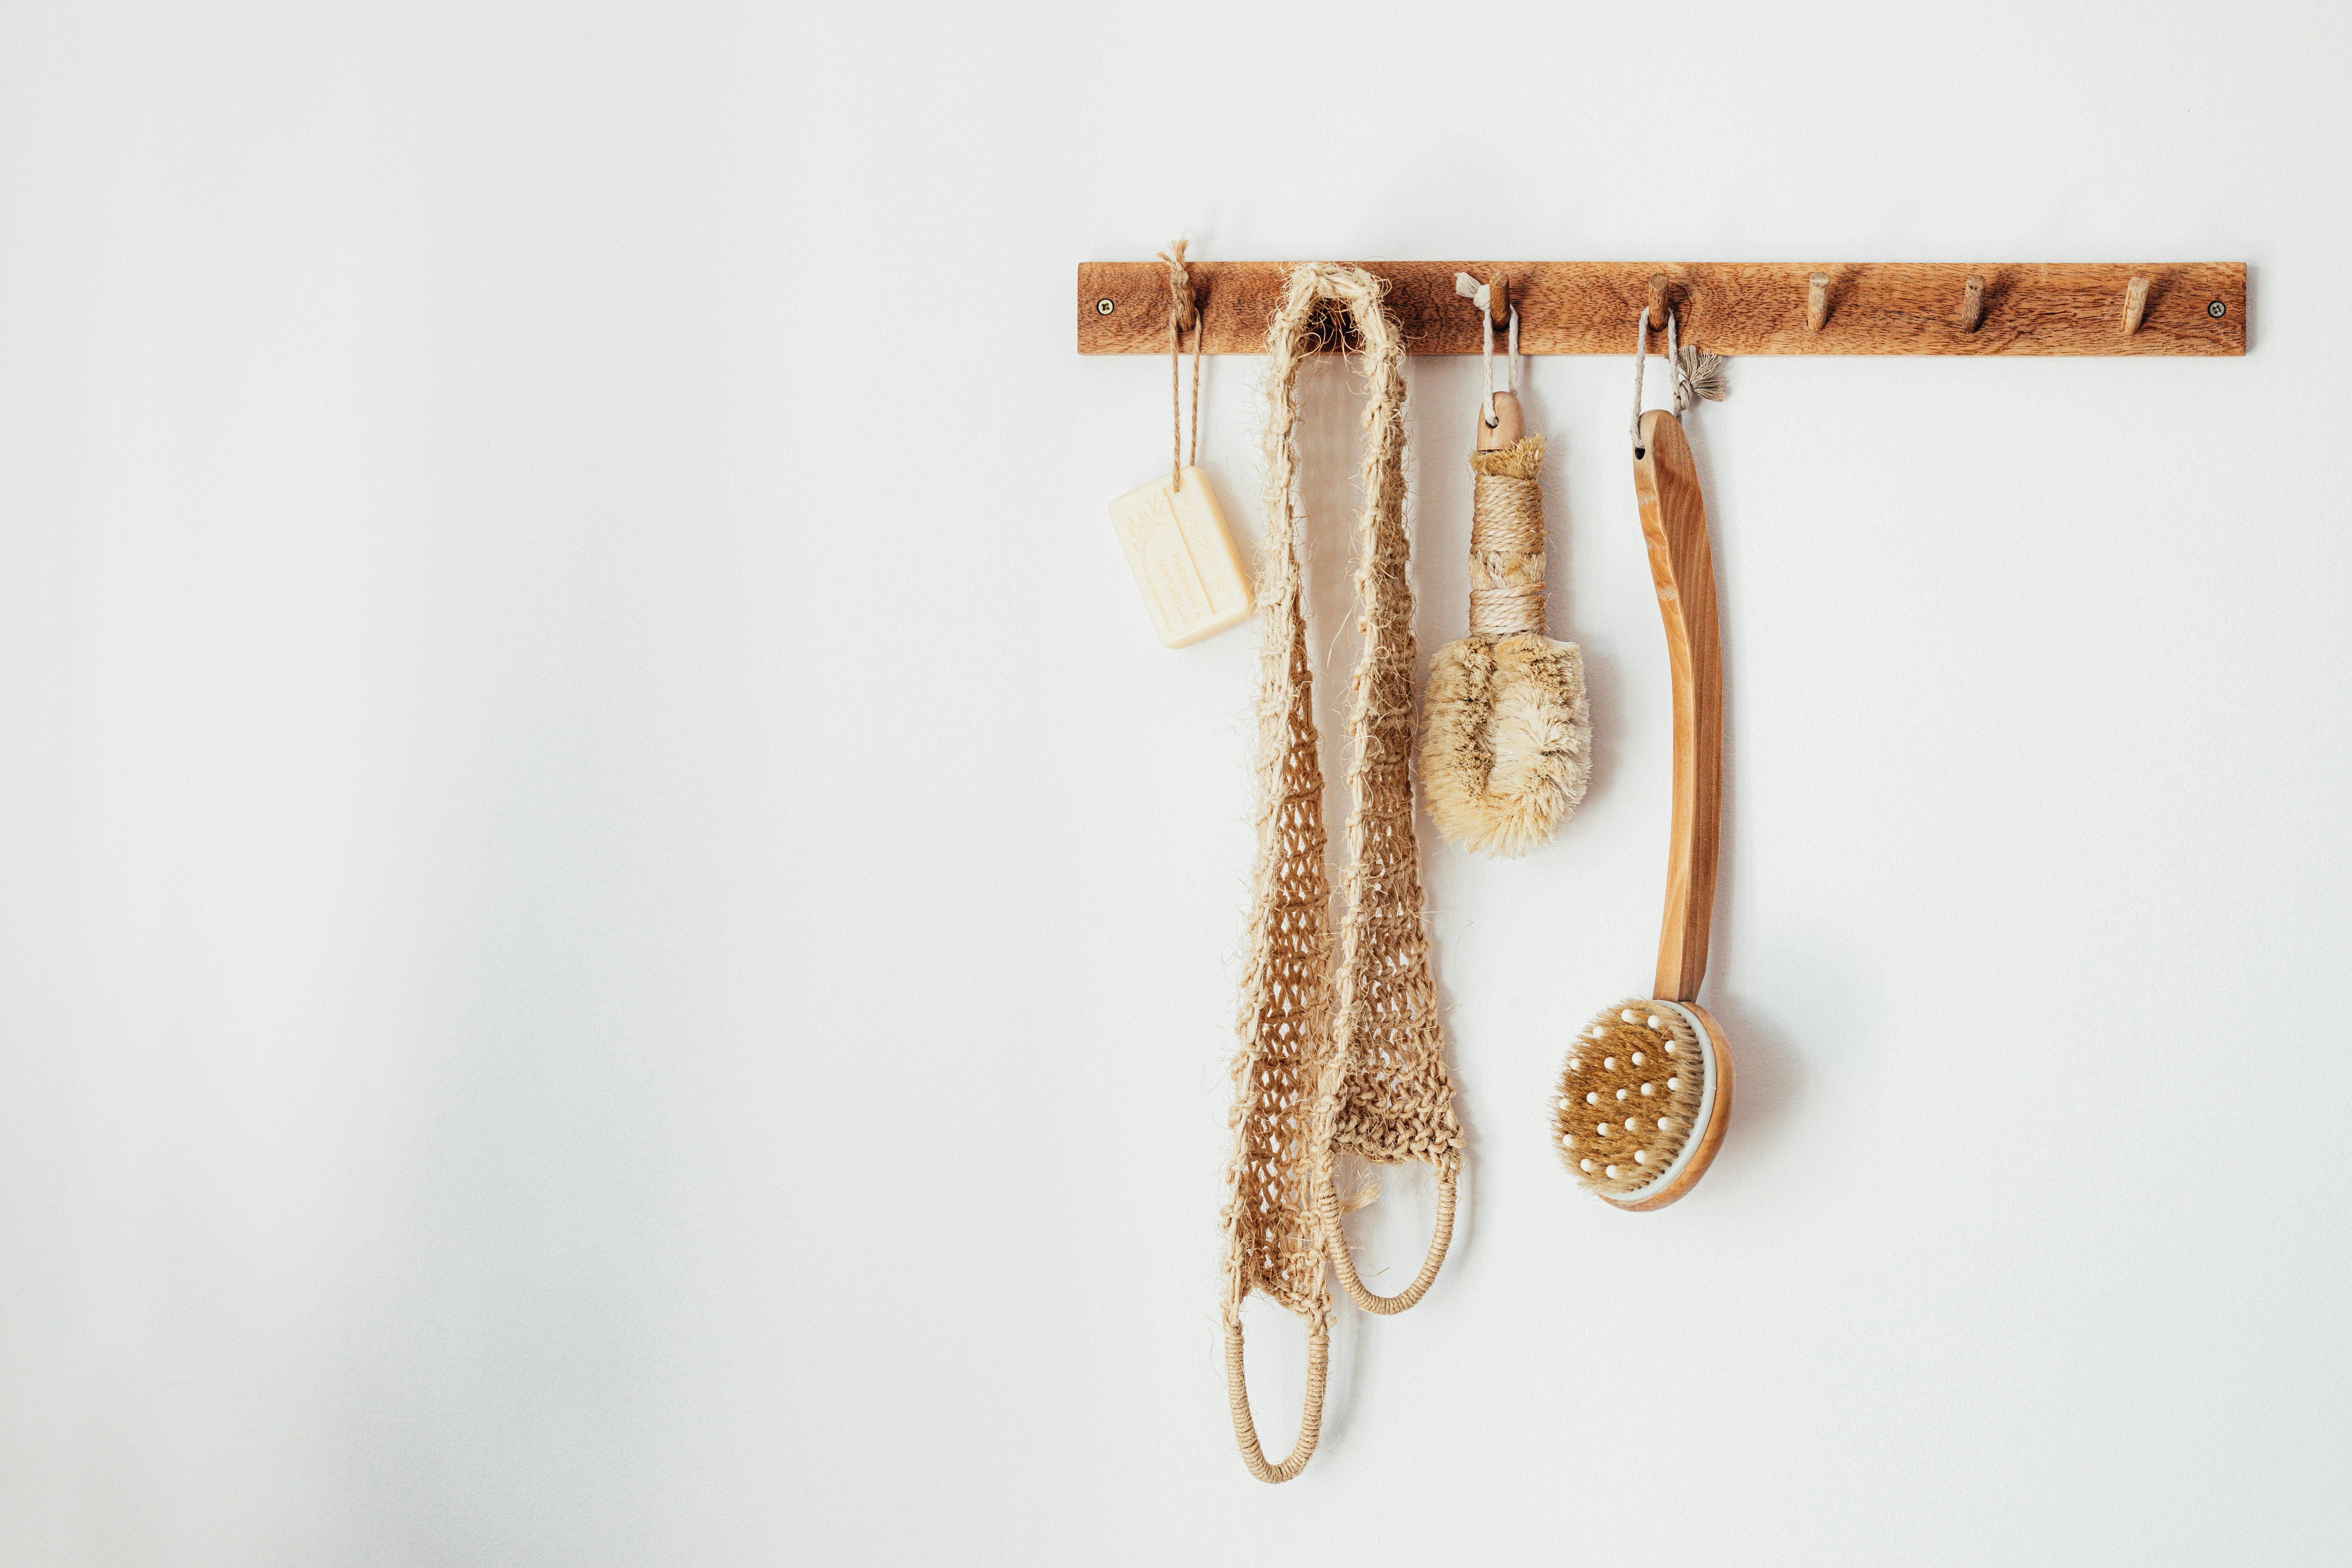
[
  {"xmin": 1677, "ymin": 345, "xmax": 1728, "ymax": 407},
  {"xmin": 1665, "ymin": 303, "xmax": 1730, "ymax": 415}
]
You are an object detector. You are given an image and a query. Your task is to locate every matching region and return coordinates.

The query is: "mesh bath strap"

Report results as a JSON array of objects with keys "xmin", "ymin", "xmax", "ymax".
[{"xmin": 1221, "ymin": 263, "xmax": 1465, "ymax": 1483}]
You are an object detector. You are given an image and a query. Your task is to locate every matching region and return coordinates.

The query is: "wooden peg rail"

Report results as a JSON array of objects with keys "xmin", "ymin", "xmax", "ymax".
[{"xmin": 1077, "ymin": 261, "xmax": 2246, "ymax": 357}]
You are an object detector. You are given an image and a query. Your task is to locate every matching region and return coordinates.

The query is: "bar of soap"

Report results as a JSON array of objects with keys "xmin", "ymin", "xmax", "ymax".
[{"xmin": 1107, "ymin": 467, "xmax": 1253, "ymax": 648}]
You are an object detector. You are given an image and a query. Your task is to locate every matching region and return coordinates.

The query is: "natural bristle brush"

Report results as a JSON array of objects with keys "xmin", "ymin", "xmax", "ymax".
[
  {"xmin": 1420, "ymin": 273, "xmax": 1590, "ymax": 858},
  {"xmin": 1555, "ymin": 301, "xmax": 1733, "ymax": 1211}
]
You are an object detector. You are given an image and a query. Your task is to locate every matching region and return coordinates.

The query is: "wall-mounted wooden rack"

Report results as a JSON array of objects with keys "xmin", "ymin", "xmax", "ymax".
[{"xmin": 1076, "ymin": 261, "xmax": 2247, "ymax": 357}]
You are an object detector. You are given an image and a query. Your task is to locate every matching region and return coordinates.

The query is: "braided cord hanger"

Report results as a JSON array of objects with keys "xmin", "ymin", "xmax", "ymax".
[{"xmin": 1157, "ymin": 241, "xmax": 1204, "ymax": 489}]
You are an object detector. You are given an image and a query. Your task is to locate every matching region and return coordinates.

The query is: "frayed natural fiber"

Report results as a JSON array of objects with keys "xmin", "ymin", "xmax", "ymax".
[
  {"xmin": 1470, "ymin": 437, "xmax": 1543, "ymax": 480},
  {"xmin": 1222, "ymin": 262, "xmax": 1462, "ymax": 1485},
  {"xmin": 1419, "ymin": 433, "xmax": 1591, "ymax": 858},
  {"xmin": 1422, "ymin": 633, "xmax": 1590, "ymax": 858},
  {"xmin": 1676, "ymin": 344, "xmax": 1728, "ymax": 409}
]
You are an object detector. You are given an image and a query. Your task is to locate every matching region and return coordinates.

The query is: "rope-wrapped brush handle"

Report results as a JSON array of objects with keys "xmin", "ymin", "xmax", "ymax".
[{"xmin": 1469, "ymin": 396, "xmax": 1549, "ymax": 636}]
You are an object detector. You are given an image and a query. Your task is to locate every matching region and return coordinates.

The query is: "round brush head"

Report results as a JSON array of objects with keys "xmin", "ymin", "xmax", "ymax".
[{"xmin": 1552, "ymin": 998, "xmax": 1728, "ymax": 1209}]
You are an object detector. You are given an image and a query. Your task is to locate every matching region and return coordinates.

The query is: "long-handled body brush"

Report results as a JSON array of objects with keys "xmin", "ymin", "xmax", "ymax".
[{"xmin": 1554, "ymin": 405, "xmax": 1734, "ymax": 1210}]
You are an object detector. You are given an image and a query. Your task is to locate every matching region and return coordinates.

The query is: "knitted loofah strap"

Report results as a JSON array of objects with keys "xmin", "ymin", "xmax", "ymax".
[
  {"xmin": 1222, "ymin": 262, "xmax": 1463, "ymax": 1483},
  {"xmin": 1223, "ymin": 1316, "xmax": 1329, "ymax": 1485}
]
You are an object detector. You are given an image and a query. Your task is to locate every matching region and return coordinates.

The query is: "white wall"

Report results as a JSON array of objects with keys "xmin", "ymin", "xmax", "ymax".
[{"xmin": 2, "ymin": 2, "xmax": 2346, "ymax": 1563}]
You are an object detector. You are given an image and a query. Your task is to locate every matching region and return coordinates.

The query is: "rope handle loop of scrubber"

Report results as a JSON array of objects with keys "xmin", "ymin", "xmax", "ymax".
[
  {"xmin": 1454, "ymin": 272, "xmax": 1520, "ymax": 429},
  {"xmin": 1315, "ymin": 1166, "xmax": 1458, "ymax": 1315},
  {"xmin": 1223, "ymin": 1311, "xmax": 1329, "ymax": 1484}
]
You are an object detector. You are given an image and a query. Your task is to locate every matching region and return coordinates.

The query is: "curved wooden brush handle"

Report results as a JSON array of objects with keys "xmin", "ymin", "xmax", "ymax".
[{"xmin": 1633, "ymin": 409, "xmax": 1722, "ymax": 1003}]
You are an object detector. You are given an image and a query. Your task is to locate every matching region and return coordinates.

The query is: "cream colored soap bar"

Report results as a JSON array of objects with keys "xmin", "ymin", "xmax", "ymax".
[{"xmin": 1108, "ymin": 467, "xmax": 1254, "ymax": 648}]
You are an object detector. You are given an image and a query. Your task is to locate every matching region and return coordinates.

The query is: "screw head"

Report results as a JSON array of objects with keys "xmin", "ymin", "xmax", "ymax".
[
  {"xmin": 2208, "ymin": 299, "xmax": 2227, "ymax": 318},
  {"xmin": 1096, "ymin": 298, "xmax": 1114, "ymax": 316}
]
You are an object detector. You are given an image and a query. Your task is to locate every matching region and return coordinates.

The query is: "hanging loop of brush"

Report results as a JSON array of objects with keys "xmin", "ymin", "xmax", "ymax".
[
  {"xmin": 1223, "ymin": 262, "xmax": 1464, "ymax": 1485},
  {"xmin": 1418, "ymin": 273, "xmax": 1592, "ymax": 858},
  {"xmin": 1633, "ymin": 292, "xmax": 1729, "ymax": 455}
]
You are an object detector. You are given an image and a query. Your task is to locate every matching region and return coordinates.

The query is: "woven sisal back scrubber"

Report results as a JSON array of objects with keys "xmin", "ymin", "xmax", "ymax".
[
  {"xmin": 1419, "ymin": 389, "xmax": 1591, "ymax": 857},
  {"xmin": 1222, "ymin": 262, "xmax": 1464, "ymax": 1485}
]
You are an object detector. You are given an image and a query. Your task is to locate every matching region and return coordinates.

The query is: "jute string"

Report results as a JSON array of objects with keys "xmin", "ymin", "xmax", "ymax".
[
  {"xmin": 1159, "ymin": 240, "xmax": 1203, "ymax": 490},
  {"xmin": 1223, "ymin": 262, "xmax": 1463, "ymax": 1485},
  {"xmin": 1467, "ymin": 469, "xmax": 1547, "ymax": 635}
]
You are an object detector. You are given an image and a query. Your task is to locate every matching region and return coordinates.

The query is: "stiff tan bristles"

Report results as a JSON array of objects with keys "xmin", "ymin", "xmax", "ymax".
[
  {"xmin": 1422, "ymin": 634, "xmax": 1589, "ymax": 857},
  {"xmin": 1420, "ymin": 436, "xmax": 1591, "ymax": 859},
  {"xmin": 1551, "ymin": 998, "xmax": 1707, "ymax": 1199}
]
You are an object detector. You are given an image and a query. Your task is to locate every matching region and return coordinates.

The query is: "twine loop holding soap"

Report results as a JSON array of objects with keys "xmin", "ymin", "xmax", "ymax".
[{"xmin": 1159, "ymin": 240, "xmax": 1204, "ymax": 490}]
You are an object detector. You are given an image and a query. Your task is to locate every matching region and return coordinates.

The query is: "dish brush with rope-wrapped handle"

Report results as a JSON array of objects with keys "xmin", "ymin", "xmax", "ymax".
[{"xmin": 1419, "ymin": 274, "xmax": 1591, "ymax": 857}]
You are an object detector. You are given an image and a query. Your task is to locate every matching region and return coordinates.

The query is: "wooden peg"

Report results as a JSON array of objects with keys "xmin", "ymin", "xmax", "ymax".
[
  {"xmin": 1648, "ymin": 273, "xmax": 1670, "ymax": 330},
  {"xmin": 1478, "ymin": 390, "xmax": 1525, "ymax": 451},
  {"xmin": 1488, "ymin": 273, "xmax": 1509, "ymax": 329},
  {"xmin": 1806, "ymin": 272, "xmax": 1830, "ymax": 333},
  {"xmin": 2122, "ymin": 274, "xmax": 2150, "ymax": 335},
  {"xmin": 1959, "ymin": 274, "xmax": 1985, "ymax": 333}
]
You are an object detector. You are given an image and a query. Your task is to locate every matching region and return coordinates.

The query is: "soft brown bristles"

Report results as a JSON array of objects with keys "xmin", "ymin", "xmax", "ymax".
[{"xmin": 1551, "ymin": 999, "xmax": 1707, "ymax": 1199}]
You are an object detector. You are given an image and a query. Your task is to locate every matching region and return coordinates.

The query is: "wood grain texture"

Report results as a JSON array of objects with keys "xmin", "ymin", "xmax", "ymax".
[
  {"xmin": 1076, "ymin": 260, "xmax": 2247, "ymax": 355},
  {"xmin": 1634, "ymin": 410, "xmax": 1722, "ymax": 1005},
  {"xmin": 1599, "ymin": 1003, "xmax": 1735, "ymax": 1213},
  {"xmin": 1475, "ymin": 389, "xmax": 1523, "ymax": 451}
]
